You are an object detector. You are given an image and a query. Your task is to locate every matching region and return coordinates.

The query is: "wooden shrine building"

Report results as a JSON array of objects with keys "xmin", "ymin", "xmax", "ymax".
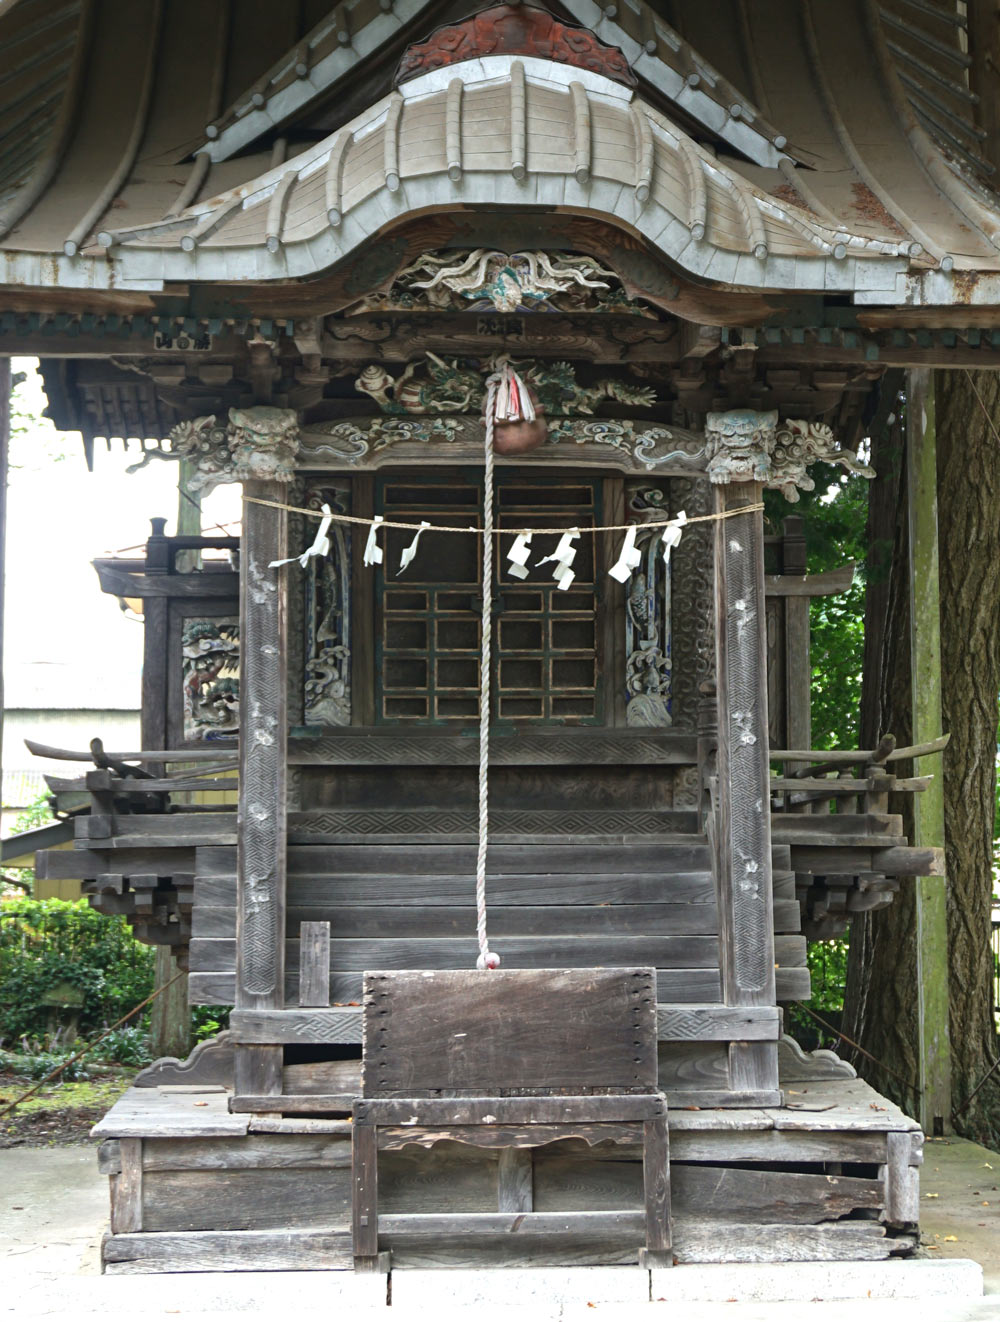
[{"xmin": 3, "ymin": 0, "xmax": 998, "ymax": 1275}]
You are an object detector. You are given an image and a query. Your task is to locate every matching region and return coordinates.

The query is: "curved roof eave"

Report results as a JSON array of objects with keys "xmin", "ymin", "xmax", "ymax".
[{"xmin": 196, "ymin": 0, "xmax": 789, "ymax": 169}]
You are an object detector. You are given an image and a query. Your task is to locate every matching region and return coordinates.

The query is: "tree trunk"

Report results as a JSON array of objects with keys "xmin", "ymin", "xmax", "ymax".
[
  {"xmin": 935, "ymin": 369, "xmax": 1000, "ymax": 1144},
  {"xmin": 843, "ymin": 376, "xmax": 921, "ymax": 1120},
  {"xmin": 845, "ymin": 369, "xmax": 1000, "ymax": 1144}
]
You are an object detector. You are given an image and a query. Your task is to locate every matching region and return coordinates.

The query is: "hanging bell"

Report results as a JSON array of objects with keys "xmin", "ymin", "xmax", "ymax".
[{"xmin": 489, "ymin": 364, "xmax": 547, "ymax": 455}]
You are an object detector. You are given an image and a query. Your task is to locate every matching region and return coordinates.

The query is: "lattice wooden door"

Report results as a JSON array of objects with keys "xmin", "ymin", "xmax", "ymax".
[{"xmin": 375, "ymin": 473, "xmax": 603, "ymax": 725}]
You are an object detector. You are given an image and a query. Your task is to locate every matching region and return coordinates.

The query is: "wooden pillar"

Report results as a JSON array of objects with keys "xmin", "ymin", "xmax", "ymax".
[
  {"xmin": 713, "ymin": 480, "xmax": 780, "ymax": 1102},
  {"xmin": 234, "ymin": 478, "xmax": 289, "ymax": 1099},
  {"xmin": 905, "ymin": 369, "xmax": 952, "ymax": 1135}
]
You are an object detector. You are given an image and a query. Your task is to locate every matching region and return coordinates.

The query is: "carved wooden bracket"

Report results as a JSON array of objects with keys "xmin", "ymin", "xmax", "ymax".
[
  {"xmin": 164, "ymin": 406, "xmax": 300, "ymax": 493},
  {"xmin": 705, "ymin": 409, "xmax": 874, "ymax": 501}
]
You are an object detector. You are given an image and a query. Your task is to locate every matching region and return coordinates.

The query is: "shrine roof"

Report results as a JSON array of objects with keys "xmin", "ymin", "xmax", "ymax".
[{"xmin": 2, "ymin": 0, "xmax": 1000, "ymax": 315}]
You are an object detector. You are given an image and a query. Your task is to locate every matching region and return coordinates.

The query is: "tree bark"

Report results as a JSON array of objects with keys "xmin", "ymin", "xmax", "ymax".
[
  {"xmin": 935, "ymin": 369, "xmax": 1000, "ymax": 1144},
  {"xmin": 845, "ymin": 369, "xmax": 1000, "ymax": 1144}
]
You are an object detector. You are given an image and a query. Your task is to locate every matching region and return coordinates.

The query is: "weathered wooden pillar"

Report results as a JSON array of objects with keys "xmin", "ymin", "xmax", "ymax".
[
  {"xmin": 706, "ymin": 413, "xmax": 780, "ymax": 1103},
  {"xmin": 200, "ymin": 408, "xmax": 299, "ymax": 1102},
  {"xmin": 905, "ymin": 369, "xmax": 952, "ymax": 1135}
]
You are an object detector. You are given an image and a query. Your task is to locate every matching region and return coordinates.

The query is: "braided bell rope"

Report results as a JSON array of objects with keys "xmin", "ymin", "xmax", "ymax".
[{"xmin": 476, "ymin": 375, "xmax": 500, "ymax": 971}]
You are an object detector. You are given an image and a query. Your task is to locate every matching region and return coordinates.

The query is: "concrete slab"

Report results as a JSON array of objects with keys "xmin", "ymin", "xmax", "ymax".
[
  {"xmin": 0, "ymin": 1145, "xmax": 105, "ymax": 1278},
  {"xmin": 648, "ymin": 1257, "xmax": 983, "ymax": 1301},
  {"xmin": 390, "ymin": 1265, "xmax": 650, "ymax": 1310},
  {"xmin": 921, "ymin": 1136, "xmax": 1000, "ymax": 1290}
]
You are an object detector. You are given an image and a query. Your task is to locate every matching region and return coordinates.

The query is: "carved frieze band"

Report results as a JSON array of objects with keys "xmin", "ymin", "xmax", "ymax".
[{"xmin": 299, "ymin": 415, "xmax": 705, "ymax": 475}]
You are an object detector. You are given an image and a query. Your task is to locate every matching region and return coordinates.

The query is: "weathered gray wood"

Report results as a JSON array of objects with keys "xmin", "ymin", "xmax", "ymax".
[
  {"xmin": 92, "ymin": 1086, "xmax": 250, "ymax": 1140},
  {"xmin": 353, "ymin": 1123, "xmax": 378, "ymax": 1259},
  {"xmin": 199, "ymin": 868, "xmax": 720, "ymax": 909},
  {"xmin": 377, "ymin": 1211, "xmax": 645, "ymax": 1236},
  {"xmin": 882, "ymin": 1130, "xmax": 920, "ymax": 1225},
  {"xmin": 234, "ymin": 1046, "xmax": 281, "ymax": 1101},
  {"xmin": 659, "ymin": 1042, "xmax": 728, "ymax": 1092},
  {"xmin": 378, "ymin": 1123, "xmax": 644, "ymax": 1151},
  {"xmin": 229, "ymin": 1003, "xmax": 779, "ymax": 1046},
  {"xmin": 362, "ymin": 969, "xmax": 657, "ymax": 1095},
  {"xmin": 190, "ymin": 968, "xmax": 733, "ymax": 1007},
  {"xmin": 140, "ymin": 1167, "xmax": 350, "ymax": 1232},
  {"xmin": 729, "ymin": 1042, "xmax": 780, "ymax": 1096},
  {"xmin": 195, "ymin": 901, "xmax": 737, "ymax": 940},
  {"xmin": 249, "ymin": 1117, "xmax": 353, "ymax": 1135},
  {"xmin": 284, "ymin": 1059, "xmax": 361, "ymax": 1096},
  {"xmin": 790, "ymin": 844, "xmax": 945, "ymax": 875},
  {"xmin": 497, "ymin": 1147, "xmax": 533, "ymax": 1213},
  {"xmin": 713, "ymin": 483, "xmax": 778, "ymax": 1040},
  {"xmin": 288, "ymin": 810, "xmax": 702, "ymax": 838},
  {"xmin": 234, "ymin": 477, "xmax": 289, "ymax": 1104},
  {"xmin": 643, "ymin": 1115, "xmax": 671, "ymax": 1254},
  {"xmin": 134, "ymin": 1033, "xmax": 234, "ymax": 1089},
  {"xmin": 191, "ymin": 936, "xmax": 806, "ymax": 976},
  {"xmin": 231, "ymin": 1095, "xmax": 356, "ymax": 1113},
  {"xmin": 383, "ymin": 1238, "xmax": 637, "ymax": 1268},
  {"xmin": 669, "ymin": 1219, "xmax": 904, "ymax": 1263},
  {"xmin": 298, "ymin": 921, "xmax": 331, "ymax": 1007},
  {"xmin": 37, "ymin": 847, "xmax": 197, "ymax": 879},
  {"xmin": 288, "ymin": 731, "xmax": 698, "ymax": 766},
  {"xmin": 666, "ymin": 1089, "xmax": 783, "ymax": 1108},
  {"xmin": 669, "ymin": 1129, "xmax": 888, "ymax": 1164},
  {"xmin": 672, "ymin": 1165, "xmax": 882, "ymax": 1223},
  {"xmin": 109, "ymin": 1138, "xmax": 143, "ymax": 1233},
  {"xmin": 98, "ymin": 1139, "xmax": 122, "ymax": 1175},
  {"xmin": 355, "ymin": 1096, "xmax": 665, "ymax": 1124},
  {"xmin": 141, "ymin": 1135, "xmax": 352, "ymax": 1170},
  {"xmin": 103, "ymin": 1229, "xmax": 353, "ymax": 1272}
]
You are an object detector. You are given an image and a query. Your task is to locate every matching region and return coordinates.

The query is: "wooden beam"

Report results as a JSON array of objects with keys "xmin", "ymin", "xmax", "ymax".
[
  {"xmin": 713, "ymin": 480, "xmax": 779, "ymax": 1096},
  {"xmin": 764, "ymin": 564, "xmax": 856, "ymax": 596},
  {"xmin": 906, "ymin": 368, "xmax": 952, "ymax": 1136}
]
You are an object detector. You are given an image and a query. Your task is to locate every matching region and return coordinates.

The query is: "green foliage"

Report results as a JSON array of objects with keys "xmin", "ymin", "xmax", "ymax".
[
  {"xmin": 0, "ymin": 1045, "xmax": 94, "ymax": 1080},
  {"xmin": 787, "ymin": 938, "xmax": 850, "ymax": 1049},
  {"xmin": 192, "ymin": 1005, "xmax": 231, "ymax": 1041},
  {"xmin": 766, "ymin": 465, "xmax": 870, "ymax": 751},
  {"xmin": 0, "ymin": 898, "xmax": 154, "ymax": 1044},
  {"xmin": 766, "ymin": 465, "xmax": 868, "ymax": 1047}
]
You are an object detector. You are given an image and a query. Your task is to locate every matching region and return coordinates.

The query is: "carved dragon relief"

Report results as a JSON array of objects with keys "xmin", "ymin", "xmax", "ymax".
[{"xmin": 623, "ymin": 485, "xmax": 674, "ymax": 729}]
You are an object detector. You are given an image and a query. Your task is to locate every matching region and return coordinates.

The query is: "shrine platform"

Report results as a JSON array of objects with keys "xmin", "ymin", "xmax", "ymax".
[{"xmin": 91, "ymin": 1059, "xmax": 925, "ymax": 1275}]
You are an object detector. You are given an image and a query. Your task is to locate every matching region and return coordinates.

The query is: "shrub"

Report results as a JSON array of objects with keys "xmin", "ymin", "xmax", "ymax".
[{"xmin": 0, "ymin": 898, "xmax": 154, "ymax": 1044}]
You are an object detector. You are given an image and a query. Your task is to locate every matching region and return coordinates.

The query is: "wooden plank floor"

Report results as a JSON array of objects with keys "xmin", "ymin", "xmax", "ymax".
[{"xmin": 92, "ymin": 1076, "xmax": 919, "ymax": 1141}]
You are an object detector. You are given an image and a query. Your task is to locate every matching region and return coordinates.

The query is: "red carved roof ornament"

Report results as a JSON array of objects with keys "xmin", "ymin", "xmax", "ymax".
[{"xmin": 395, "ymin": 4, "xmax": 637, "ymax": 87}]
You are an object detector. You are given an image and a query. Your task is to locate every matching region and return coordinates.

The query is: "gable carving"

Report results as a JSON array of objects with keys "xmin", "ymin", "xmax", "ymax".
[{"xmin": 396, "ymin": 4, "xmax": 636, "ymax": 86}]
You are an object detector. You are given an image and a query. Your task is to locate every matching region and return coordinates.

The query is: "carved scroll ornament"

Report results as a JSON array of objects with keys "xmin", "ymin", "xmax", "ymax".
[{"xmin": 704, "ymin": 410, "xmax": 874, "ymax": 499}]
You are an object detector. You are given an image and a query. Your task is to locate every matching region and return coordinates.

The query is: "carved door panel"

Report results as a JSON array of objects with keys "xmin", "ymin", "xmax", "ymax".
[{"xmin": 374, "ymin": 473, "xmax": 603, "ymax": 725}]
